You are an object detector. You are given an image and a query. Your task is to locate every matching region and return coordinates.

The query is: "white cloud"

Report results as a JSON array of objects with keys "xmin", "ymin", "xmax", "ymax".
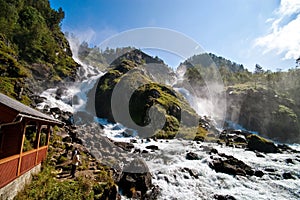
[{"xmin": 254, "ymin": 0, "xmax": 300, "ymax": 60}]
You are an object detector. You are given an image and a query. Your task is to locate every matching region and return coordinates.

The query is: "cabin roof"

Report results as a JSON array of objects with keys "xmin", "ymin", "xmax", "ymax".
[{"xmin": 0, "ymin": 92, "xmax": 61, "ymax": 124}]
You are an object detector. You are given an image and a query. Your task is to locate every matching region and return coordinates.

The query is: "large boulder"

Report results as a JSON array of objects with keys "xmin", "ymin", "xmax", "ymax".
[
  {"xmin": 247, "ymin": 134, "xmax": 278, "ymax": 153},
  {"xmin": 94, "ymin": 50, "xmax": 199, "ymax": 139},
  {"xmin": 209, "ymin": 153, "xmax": 254, "ymax": 176},
  {"xmin": 118, "ymin": 158, "xmax": 153, "ymax": 198}
]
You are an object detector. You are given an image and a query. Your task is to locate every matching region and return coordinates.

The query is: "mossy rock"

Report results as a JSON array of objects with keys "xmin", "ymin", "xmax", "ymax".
[
  {"xmin": 247, "ymin": 134, "xmax": 278, "ymax": 153},
  {"xmin": 226, "ymin": 86, "xmax": 300, "ymax": 143},
  {"xmin": 95, "ymin": 57, "xmax": 199, "ymax": 139}
]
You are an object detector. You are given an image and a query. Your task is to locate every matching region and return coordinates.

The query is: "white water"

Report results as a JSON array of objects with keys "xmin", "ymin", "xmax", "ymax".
[
  {"xmin": 35, "ymin": 40, "xmax": 300, "ymax": 199},
  {"xmin": 101, "ymin": 126, "xmax": 300, "ymax": 200},
  {"xmin": 37, "ymin": 37, "xmax": 103, "ymax": 113}
]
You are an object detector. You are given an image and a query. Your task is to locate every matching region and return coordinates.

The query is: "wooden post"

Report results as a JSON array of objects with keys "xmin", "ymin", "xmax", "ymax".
[
  {"xmin": 35, "ymin": 123, "xmax": 42, "ymax": 165},
  {"xmin": 46, "ymin": 125, "xmax": 51, "ymax": 146},
  {"xmin": 17, "ymin": 121, "xmax": 27, "ymax": 176}
]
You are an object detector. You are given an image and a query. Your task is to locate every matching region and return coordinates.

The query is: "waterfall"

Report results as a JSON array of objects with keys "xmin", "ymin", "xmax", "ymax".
[{"xmin": 37, "ymin": 36, "xmax": 104, "ymax": 114}]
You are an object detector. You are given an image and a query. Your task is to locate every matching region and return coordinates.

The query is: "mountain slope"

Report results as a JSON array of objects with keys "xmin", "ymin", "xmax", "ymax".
[{"xmin": 0, "ymin": 0, "xmax": 78, "ymax": 104}]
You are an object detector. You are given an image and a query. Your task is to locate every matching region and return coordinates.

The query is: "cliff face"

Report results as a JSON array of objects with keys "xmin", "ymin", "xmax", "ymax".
[
  {"xmin": 226, "ymin": 85, "xmax": 300, "ymax": 143},
  {"xmin": 95, "ymin": 50, "xmax": 199, "ymax": 139}
]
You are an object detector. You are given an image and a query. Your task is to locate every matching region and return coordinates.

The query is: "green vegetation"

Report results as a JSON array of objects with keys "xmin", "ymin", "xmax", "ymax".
[
  {"xmin": 277, "ymin": 105, "xmax": 297, "ymax": 121},
  {"xmin": 184, "ymin": 53, "xmax": 300, "ymax": 143},
  {"xmin": 0, "ymin": 0, "xmax": 78, "ymax": 101},
  {"xmin": 96, "ymin": 57, "xmax": 199, "ymax": 139},
  {"xmin": 15, "ymin": 167, "xmax": 94, "ymax": 200},
  {"xmin": 15, "ymin": 128, "xmax": 117, "ymax": 200}
]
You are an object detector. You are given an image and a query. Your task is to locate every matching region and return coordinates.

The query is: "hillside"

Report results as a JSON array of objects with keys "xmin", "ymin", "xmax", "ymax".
[
  {"xmin": 183, "ymin": 53, "xmax": 300, "ymax": 143},
  {"xmin": 0, "ymin": 0, "xmax": 78, "ymax": 104}
]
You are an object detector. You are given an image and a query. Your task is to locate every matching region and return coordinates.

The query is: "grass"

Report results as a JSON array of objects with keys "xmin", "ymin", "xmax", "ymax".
[{"xmin": 15, "ymin": 128, "xmax": 117, "ymax": 200}]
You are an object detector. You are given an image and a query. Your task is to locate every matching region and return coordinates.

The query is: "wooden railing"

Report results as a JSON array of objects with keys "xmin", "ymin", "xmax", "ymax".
[
  {"xmin": 0, "ymin": 146, "xmax": 48, "ymax": 188},
  {"xmin": 0, "ymin": 155, "xmax": 19, "ymax": 188}
]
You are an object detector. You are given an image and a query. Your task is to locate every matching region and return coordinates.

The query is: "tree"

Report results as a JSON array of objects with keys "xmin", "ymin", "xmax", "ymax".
[{"xmin": 254, "ymin": 64, "xmax": 263, "ymax": 74}]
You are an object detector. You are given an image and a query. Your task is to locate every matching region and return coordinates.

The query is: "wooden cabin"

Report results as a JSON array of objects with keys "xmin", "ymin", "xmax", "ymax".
[{"xmin": 0, "ymin": 92, "xmax": 62, "ymax": 192}]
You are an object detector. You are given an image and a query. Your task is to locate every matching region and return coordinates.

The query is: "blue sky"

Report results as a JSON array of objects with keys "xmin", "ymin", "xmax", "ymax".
[{"xmin": 50, "ymin": 0, "xmax": 300, "ymax": 71}]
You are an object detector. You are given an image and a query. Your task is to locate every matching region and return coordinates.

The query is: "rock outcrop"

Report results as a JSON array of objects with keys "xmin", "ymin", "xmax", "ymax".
[
  {"xmin": 94, "ymin": 50, "xmax": 199, "ymax": 139},
  {"xmin": 118, "ymin": 158, "xmax": 158, "ymax": 199},
  {"xmin": 226, "ymin": 86, "xmax": 300, "ymax": 143}
]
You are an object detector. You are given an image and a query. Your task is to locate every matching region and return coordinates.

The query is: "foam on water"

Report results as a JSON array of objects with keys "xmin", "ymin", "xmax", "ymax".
[{"xmin": 101, "ymin": 128, "xmax": 300, "ymax": 200}]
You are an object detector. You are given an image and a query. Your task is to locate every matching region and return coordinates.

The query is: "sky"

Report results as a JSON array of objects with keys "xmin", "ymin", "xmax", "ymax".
[{"xmin": 49, "ymin": 0, "xmax": 300, "ymax": 71}]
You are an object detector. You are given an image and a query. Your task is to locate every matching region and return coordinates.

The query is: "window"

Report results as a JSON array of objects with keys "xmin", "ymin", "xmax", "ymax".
[
  {"xmin": 23, "ymin": 122, "xmax": 38, "ymax": 152},
  {"xmin": 39, "ymin": 125, "xmax": 49, "ymax": 147}
]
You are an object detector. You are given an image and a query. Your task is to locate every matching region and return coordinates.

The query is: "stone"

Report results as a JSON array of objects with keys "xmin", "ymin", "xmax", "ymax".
[
  {"xmin": 209, "ymin": 153, "xmax": 254, "ymax": 176},
  {"xmin": 264, "ymin": 168, "xmax": 276, "ymax": 172},
  {"xmin": 113, "ymin": 141, "xmax": 134, "ymax": 151},
  {"xmin": 285, "ymin": 158, "xmax": 294, "ymax": 164},
  {"xmin": 50, "ymin": 107, "xmax": 62, "ymax": 115},
  {"xmin": 145, "ymin": 145, "xmax": 159, "ymax": 151},
  {"xmin": 214, "ymin": 194, "xmax": 237, "ymax": 200},
  {"xmin": 282, "ymin": 172, "xmax": 295, "ymax": 179},
  {"xmin": 247, "ymin": 134, "xmax": 278, "ymax": 153},
  {"xmin": 183, "ymin": 167, "xmax": 199, "ymax": 179},
  {"xmin": 254, "ymin": 170, "xmax": 264, "ymax": 177},
  {"xmin": 186, "ymin": 152, "xmax": 200, "ymax": 160},
  {"xmin": 118, "ymin": 158, "xmax": 152, "ymax": 198}
]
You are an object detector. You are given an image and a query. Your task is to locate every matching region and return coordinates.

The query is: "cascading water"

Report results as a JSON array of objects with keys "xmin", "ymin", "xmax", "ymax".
[
  {"xmin": 35, "ymin": 40, "xmax": 300, "ymax": 200},
  {"xmin": 37, "ymin": 37, "xmax": 104, "ymax": 114}
]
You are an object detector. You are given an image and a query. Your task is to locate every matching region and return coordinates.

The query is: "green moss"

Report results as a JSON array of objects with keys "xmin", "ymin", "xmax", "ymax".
[
  {"xmin": 278, "ymin": 105, "xmax": 297, "ymax": 120},
  {"xmin": 0, "ymin": 77, "xmax": 16, "ymax": 97},
  {"xmin": 96, "ymin": 59, "xmax": 199, "ymax": 139},
  {"xmin": 246, "ymin": 134, "xmax": 271, "ymax": 144}
]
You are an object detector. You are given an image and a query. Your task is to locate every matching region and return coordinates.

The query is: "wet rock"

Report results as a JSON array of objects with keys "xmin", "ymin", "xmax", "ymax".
[
  {"xmin": 255, "ymin": 152, "xmax": 265, "ymax": 158},
  {"xmin": 264, "ymin": 168, "xmax": 276, "ymax": 173},
  {"xmin": 183, "ymin": 167, "xmax": 199, "ymax": 179},
  {"xmin": 278, "ymin": 144, "xmax": 299, "ymax": 153},
  {"xmin": 133, "ymin": 148, "xmax": 141, "ymax": 154},
  {"xmin": 210, "ymin": 148, "xmax": 219, "ymax": 154},
  {"xmin": 145, "ymin": 145, "xmax": 159, "ymax": 151},
  {"xmin": 285, "ymin": 158, "xmax": 294, "ymax": 164},
  {"xmin": 282, "ymin": 172, "xmax": 295, "ymax": 179},
  {"xmin": 130, "ymin": 139, "xmax": 138, "ymax": 143},
  {"xmin": 214, "ymin": 194, "xmax": 237, "ymax": 200},
  {"xmin": 209, "ymin": 153, "xmax": 254, "ymax": 176},
  {"xmin": 32, "ymin": 95, "xmax": 47, "ymax": 104},
  {"xmin": 50, "ymin": 107, "xmax": 62, "ymax": 115},
  {"xmin": 247, "ymin": 134, "xmax": 278, "ymax": 153},
  {"xmin": 118, "ymin": 158, "xmax": 152, "ymax": 198},
  {"xmin": 142, "ymin": 150, "xmax": 149, "ymax": 154},
  {"xmin": 186, "ymin": 152, "xmax": 200, "ymax": 160},
  {"xmin": 233, "ymin": 135, "xmax": 247, "ymax": 143},
  {"xmin": 254, "ymin": 170, "xmax": 264, "ymax": 177}
]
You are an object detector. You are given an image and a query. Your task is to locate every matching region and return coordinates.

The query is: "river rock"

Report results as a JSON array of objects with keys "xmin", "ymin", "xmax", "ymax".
[
  {"xmin": 247, "ymin": 134, "xmax": 278, "ymax": 153},
  {"xmin": 145, "ymin": 145, "xmax": 159, "ymax": 151},
  {"xmin": 214, "ymin": 194, "xmax": 237, "ymax": 200},
  {"xmin": 186, "ymin": 152, "xmax": 200, "ymax": 160},
  {"xmin": 209, "ymin": 153, "xmax": 254, "ymax": 176},
  {"xmin": 118, "ymin": 158, "xmax": 152, "ymax": 198}
]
